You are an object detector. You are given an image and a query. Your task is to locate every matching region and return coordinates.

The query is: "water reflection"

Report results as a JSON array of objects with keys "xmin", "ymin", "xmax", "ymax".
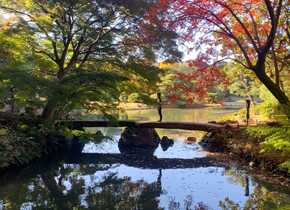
[
  {"xmin": 219, "ymin": 186, "xmax": 290, "ymax": 210},
  {"xmin": 0, "ymin": 107, "xmax": 289, "ymax": 210},
  {"xmin": 1, "ymin": 136, "xmax": 289, "ymax": 210},
  {"xmin": 119, "ymin": 107, "xmax": 241, "ymax": 123},
  {"xmin": 1, "ymin": 160, "xmax": 289, "ymax": 210}
]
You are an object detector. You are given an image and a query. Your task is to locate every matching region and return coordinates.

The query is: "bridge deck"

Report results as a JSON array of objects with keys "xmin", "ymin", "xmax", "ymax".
[{"xmin": 60, "ymin": 120, "xmax": 230, "ymax": 132}]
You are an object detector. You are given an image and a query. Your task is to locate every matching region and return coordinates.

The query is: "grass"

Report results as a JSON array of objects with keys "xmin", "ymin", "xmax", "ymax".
[
  {"xmin": 220, "ymin": 100, "xmax": 290, "ymax": 174},
  {"xmin": 245, "ymin": 125, "xmax": 290, "ymax": 173}
]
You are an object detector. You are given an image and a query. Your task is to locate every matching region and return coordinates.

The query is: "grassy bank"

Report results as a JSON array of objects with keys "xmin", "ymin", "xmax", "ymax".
[
  {"xmin": 212, "ymin": 99, "xmax": 290, "ymax": 177},
  {"xmin": 201, "ymin": 124, "xmax": 290, "ymax": 180},
  {"xmin": 0, "ymin": 121, "xmax": 107, "ymax": 172},
  {"xmin": 245, "ymin": 125, "xmax": 290, "ymax": 173}
]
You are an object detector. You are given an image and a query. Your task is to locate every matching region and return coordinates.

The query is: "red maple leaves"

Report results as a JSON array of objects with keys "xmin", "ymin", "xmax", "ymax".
[
  {"xmin": 165, "ymin": 61, "xmax": 228, "ymax": 105},
  {"xmin": 149, "ymin": 0, "xmax": 290, "ymax": 105}
]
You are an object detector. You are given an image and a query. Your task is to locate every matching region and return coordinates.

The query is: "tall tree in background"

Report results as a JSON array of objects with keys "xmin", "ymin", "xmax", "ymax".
[
  {"xmin": 149, "ymin": 0, "xmax": 289, "ymax": 106},
  {"xmin": 159, "ymin": 61, "xmax": 228, "ymax": 105},
  {"xmin": 0, "ymin": 0, "xmax": 181, "ymax": 120}
]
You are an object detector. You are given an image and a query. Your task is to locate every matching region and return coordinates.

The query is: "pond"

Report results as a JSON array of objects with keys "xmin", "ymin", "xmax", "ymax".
[{"xmin": 0, "ymin": 107, "xmax": 290, "ymax": 210}]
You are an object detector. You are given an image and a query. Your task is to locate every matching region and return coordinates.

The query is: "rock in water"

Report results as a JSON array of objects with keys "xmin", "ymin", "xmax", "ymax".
[
  {"xmin": 119, "ymin": 127, "xmax": 160, "ymax": 154},
  {"xmin": 199, "ymin": 132, "xmax": 227, "ymax": 152},
  {"xmin": 160, "ymin": 136, "xmax": 174, "ymax": 151},
  {"xmin": 186, "ymin": 137, "xmax": 197, "ymax": 143}
]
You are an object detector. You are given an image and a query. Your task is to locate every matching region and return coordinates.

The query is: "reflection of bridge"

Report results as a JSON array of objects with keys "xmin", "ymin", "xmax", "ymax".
[
  {"xmin": 60, "ymin": 120, "xmax": 231, "ymax": 132},
  {"xmin": 66, "ymin": 153, "xmax": 226, "ymax": 169}
]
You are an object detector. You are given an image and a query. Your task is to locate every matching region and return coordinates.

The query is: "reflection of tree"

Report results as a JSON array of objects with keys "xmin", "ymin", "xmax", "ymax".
[
  {"xmin": 84, "ymin": 169, "xmax": 163, "ymax": 210},
  {"xmin": 0, "ymin": 163, "xmax": 164, "ymax": 210},
  {"xmin": 86, "ymin": 170, "xmax": 162, "ymax": 210},
  {"xmin": 225, "ymin": 168, "xmax": 249, "ymax": 189},
  {"xmin": 224, "ymin": 169, "xmax": 250, "ymax": 197},
  {"xmin": 1, "ymin": 158, "xmax": 290, "ymax": 210},
  {"xmin": 219, "ymin": 186, "xmax": 290, "ymax": 210},
  {"xmin": 168, "ymin": 196, "xmax": 210, "ymax": 210}
]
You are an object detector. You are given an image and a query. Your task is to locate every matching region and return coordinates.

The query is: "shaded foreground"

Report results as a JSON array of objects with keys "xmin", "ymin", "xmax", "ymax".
[
  {"xmin": 1, "ymin": 107, "xmax": 290, "ymax": 209},
  {"xmin": 1, "ymin": 137, "xmax": 290, "ymax": 210}
]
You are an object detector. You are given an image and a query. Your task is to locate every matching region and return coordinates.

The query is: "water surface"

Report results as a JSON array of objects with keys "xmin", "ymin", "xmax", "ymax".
[{"xmin": 0, "ymin": 107, "xmax": 289, "ymax": 210}]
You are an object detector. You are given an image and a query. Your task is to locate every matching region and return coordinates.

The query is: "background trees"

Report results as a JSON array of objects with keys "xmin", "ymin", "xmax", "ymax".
[
  {"xmin": 150, "ymin": 0, "xmax": 289, "ymax": 107},
  {"xmin": 0, "ymin": 0, "xmax": 181, "ymax": 120},
  {"xmin": 158, "ymin": 62, "xmax": 228, "ymax": 106}
]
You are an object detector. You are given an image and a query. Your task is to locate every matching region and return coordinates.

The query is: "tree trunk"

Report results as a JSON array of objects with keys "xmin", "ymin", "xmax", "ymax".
[
  {"xmin": 254, "ymin": 67, "xmax": 289, "ymax": 104},
  {"xmin": 271, "ymin": 48, "xmax": 281, "ymax": 87},
  {"xmin": 41, "ymin": 99, "xmax": 57, "ymax": 120}
]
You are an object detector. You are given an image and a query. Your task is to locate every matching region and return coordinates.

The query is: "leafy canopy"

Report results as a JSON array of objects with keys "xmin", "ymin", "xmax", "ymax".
[{"xmin": 0, "ymin": 0, "xmax": 181, "ymax": 119}]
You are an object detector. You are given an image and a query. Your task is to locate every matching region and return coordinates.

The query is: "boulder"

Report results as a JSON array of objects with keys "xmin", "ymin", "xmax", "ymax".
[
  {"xmin": 199, "ymin": 132, "xmax": 227, "ymax": 152},
  {"xmin": 186, "ymin": 137, "xmax": 197, "ymax": 143},
  {"xmin": 119, "ymin": 127, "xmax": 160, "ymax": 154},
  {"xmin": 160, "ymin": 136, "xmax": 174, "ymax": 151}
]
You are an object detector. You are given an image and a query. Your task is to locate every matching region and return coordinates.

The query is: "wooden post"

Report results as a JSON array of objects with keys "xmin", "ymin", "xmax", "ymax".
[
  {"xmin": 246, "ymin": 99, "xmax": 251, "ymax": 126},
  {"xmin": 245, "ymin": 176, "xmax": 249, "ymax": 196},
  {"xmin": 157, "ymin": 92, "xmax": 162, "ymax": 122},
  {"xmin": 9, "ymin": 85, "xmax": 16, "ymax": 113}
]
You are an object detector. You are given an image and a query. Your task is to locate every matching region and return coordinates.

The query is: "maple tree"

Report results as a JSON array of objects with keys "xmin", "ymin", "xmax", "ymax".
[
  {"xmin": 160, "ymin": 61, "xmax": 228, "ymax": 105},
  {"xmin": 149, "ymin": 0, "xmax": 289, "ymax": 106}
]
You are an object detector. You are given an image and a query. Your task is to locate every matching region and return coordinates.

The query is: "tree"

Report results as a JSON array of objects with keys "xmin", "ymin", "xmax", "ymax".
[
  {"xmin": 159, "ymin": 61, "xmax": 228, "ymax": 105},
  {"xmin": 222, "ymin": 62, "xmax": 260, "ymax": 103},
  {"xmin": 149, "ymin": 0, "xmax": 289, "ymax": 106},
  {"xmin": 0, "ymin": 0, "xmax": 181, "ymax": 120}
]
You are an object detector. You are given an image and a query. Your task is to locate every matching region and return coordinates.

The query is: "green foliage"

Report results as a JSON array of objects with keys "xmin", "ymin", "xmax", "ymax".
[
  {"xmin": 254, "ymin": 86, "xmax": 289, "ymax": 120},
  {"xmin": 0, "ymin": 0, "xmax": 180, "ymax": 120},
  {"xmin": 0, "ymin": 120, "xmax": 113, "ymax": 169},
  {"xmin": 222, "ymin": 62, "xmax": 260, "ymax": 98},
  {"xmin": 208, "ymin": 92, "xmax": 224, "ymax": 103},
  {"xmin": 63, "ymin": 128, "xmax": 109, "ymax": 144},
  {"xmin": 219, "ymin": 186, "xmax": 290, "ymax": 210},
  {"xmin": 0, "ymin": 126, "xmax": 41, "ymax": 168},
  {"xmin": 246, "ymin": 125, "xmax": 290, "ymax": 172},
  {"xmin": 279, "ymin": 160, "xmax": 290, "ymax": 173}
]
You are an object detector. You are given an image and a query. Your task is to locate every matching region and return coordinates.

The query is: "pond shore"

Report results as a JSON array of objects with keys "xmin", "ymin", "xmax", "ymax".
[
  {"xmin": 1, "ymin": 106, "xmax": 289, "ymax": 185},
  {"xmin": 117, "ymin": 102, "xmax": 241, "ymax": 110},
  {"xmin": 200, "ymin": 125, "xmax": 290, "ymax": 186},
  {"xmin": 0, "ymin": 124, "xmax": 69, "ymax": 174},
  {"xmin": 1, "ymin": 124, "xmax": 289, "ymax": 187}
]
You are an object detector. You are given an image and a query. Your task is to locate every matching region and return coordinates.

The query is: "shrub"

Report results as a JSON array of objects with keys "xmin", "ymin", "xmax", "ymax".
[{"xmin": 0, "ymin": 126, "xmax": 42, "ymax": 169}]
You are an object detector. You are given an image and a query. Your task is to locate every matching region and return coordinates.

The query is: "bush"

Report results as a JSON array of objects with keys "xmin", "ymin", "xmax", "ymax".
[{"xmin": 0, "ymin": 126, "xmax": 42, "ymax": 169}]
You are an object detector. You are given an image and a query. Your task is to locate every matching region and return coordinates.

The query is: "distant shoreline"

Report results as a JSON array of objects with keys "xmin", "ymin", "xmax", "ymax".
[{"xmin": 117, "ymin": 102, "xmax": 244, "ymax": 110}]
